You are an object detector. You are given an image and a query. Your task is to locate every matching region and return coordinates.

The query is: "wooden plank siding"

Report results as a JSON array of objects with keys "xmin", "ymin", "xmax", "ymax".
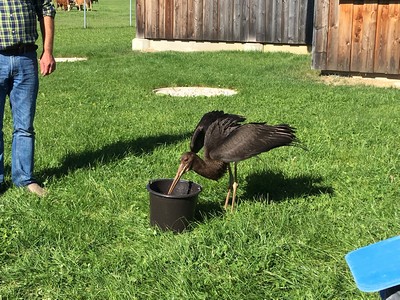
[
  {"xmin": 313, "ymin": 0, "xmax": 400, "ymax": 75},
  {"xmin": 136, "ymin": 0, "xmax": 145, "ymax": 38},
  {"xmin": 136, "ymin": 0, "xmax": 314, "ymax": 45}
]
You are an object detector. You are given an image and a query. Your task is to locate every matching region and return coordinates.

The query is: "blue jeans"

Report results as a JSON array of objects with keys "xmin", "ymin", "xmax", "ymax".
[{"xmin": 0, "ymin": 51, "xmax": 39, "ymax": 187}]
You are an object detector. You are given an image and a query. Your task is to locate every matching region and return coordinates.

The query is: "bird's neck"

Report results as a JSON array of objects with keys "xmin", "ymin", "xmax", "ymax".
[{"xmin": 192, "ymin": 156, "xmax": 227, "ymax": 180}]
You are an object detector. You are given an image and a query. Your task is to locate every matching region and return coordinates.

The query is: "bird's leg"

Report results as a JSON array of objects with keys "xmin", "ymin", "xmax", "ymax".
[
  {"xmin": 231, "ymin": 163, "xmax": 238, "ymax": 211},
  {"xmin": 224, "ymin": 164, "xmax": 233, "ymax": 210}
]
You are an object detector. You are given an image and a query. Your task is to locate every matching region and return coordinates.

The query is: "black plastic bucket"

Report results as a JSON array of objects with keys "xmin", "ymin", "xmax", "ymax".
[{"xmin": 147, "ymin": 178, "xmax": 202, "ymax": 233}]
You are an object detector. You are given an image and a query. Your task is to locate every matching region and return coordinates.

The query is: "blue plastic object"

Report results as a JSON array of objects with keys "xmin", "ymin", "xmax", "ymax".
[{"xmin": 345, "ymin": 236, "xmax": 400, "ymax": 292}]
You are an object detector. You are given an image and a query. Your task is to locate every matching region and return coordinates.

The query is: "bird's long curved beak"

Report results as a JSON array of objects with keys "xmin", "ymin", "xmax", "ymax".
[{"xmin": 167, "ymin": 162, "xmax": 189, "ymax": 195}]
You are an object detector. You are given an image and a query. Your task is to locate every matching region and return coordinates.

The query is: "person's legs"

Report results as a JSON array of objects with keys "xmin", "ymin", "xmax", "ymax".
[
  {"xmin": 0, "ymin": 54, "xmax": 11, "ymax": 186},
  {"xmin": 9, "ymin": 52, "xmax": 39, "ymax": 187}
]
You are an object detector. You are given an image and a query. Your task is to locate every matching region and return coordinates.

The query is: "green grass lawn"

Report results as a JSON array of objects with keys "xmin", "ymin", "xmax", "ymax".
[{"xmin": 0, "ymin": 1, "xmax": 399, "ymax": 299}]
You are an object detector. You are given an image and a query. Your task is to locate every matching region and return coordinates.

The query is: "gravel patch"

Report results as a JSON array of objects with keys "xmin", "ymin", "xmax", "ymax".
[{"xmin": 321, "ymin": 75, "xmax": 400, "ymax": 89}]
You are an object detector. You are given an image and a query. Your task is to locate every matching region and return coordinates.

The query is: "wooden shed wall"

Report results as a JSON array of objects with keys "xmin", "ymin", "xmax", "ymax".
[
  {"xmin": 313, "ymin": 0, "xmax": 400, "ymax": 75},
  {"xmin": 136, "ymin": 0, "xmax": 315, "ymax": 45}
]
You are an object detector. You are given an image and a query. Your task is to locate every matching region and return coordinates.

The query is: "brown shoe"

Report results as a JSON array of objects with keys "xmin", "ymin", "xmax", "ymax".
[{"xmin": 26, "ymin": 183, "xmax": 47, "ymax": 197}]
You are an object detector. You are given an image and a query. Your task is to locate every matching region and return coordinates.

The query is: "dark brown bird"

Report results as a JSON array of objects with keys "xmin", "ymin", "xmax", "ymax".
[{"xmin": 168, "ymin": 111, "xmax": 299, "ymax": 210}]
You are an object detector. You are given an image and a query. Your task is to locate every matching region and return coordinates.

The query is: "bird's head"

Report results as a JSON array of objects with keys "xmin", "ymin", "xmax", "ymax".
[{"xmin": 167, "ymin": 152, "xmax": 196, "ymax": 195}]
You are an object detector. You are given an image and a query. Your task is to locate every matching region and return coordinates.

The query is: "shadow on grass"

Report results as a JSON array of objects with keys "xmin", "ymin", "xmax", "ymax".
[
  {"xmin": 187, "ymin": 170, "xmax": 332, "ymax": 229},
  {"xmin": 242, "ymin": 170, "xmax": 334, "ymax": 203},
  {"xmin": 169, "ymin": 170, "xmax": 333, "ymax": 232},
  {"xmin": 195, "ymin": 200, "xmax": 224, "ymax": 223},
  {"xmin": 39, "ymin": 132, "xmax": 191, "ymax": 180}
]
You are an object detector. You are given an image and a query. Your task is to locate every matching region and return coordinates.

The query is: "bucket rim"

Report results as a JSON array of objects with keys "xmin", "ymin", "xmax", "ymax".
[{"xmin": 146, "ymin": 178, "xmax": 202, "ymax": 199}]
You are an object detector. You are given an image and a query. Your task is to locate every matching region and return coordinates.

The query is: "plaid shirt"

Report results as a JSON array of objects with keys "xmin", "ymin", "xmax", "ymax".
[{"xmin": 0, "ymin": 0, "xmax": 56, "ymax": 50}]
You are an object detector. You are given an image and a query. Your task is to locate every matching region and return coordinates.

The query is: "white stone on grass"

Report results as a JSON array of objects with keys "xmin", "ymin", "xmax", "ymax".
[{"xmin": 153, "ymin": 87, "xmax": 237, "ymax": 97}]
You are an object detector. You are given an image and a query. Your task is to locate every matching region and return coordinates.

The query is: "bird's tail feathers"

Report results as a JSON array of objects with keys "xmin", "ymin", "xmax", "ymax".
[{"xmin": 274, "ymin": 124, "xmax": 307, "ymax": 151}]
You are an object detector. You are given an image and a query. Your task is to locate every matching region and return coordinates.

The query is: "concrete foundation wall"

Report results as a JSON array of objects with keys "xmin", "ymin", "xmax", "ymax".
[{"xmin": 132, "ymin": 38, "xmax": 311, "ymax": 55}]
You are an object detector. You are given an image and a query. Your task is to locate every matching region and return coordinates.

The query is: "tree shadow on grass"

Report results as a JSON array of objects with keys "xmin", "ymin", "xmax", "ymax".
[
  {"xmin": 242, "ymin": 170, "xmax": 334, "ymax": 203},
  {"xmin": 38, "ymin": 132, "xmax": 191, "ymax": 180}
]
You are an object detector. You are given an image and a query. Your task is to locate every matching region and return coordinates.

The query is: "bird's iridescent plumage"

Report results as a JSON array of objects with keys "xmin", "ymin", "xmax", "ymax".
[{"xmin": 168, "ymin": 111, "xmax": 299, "ymax": 210}]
